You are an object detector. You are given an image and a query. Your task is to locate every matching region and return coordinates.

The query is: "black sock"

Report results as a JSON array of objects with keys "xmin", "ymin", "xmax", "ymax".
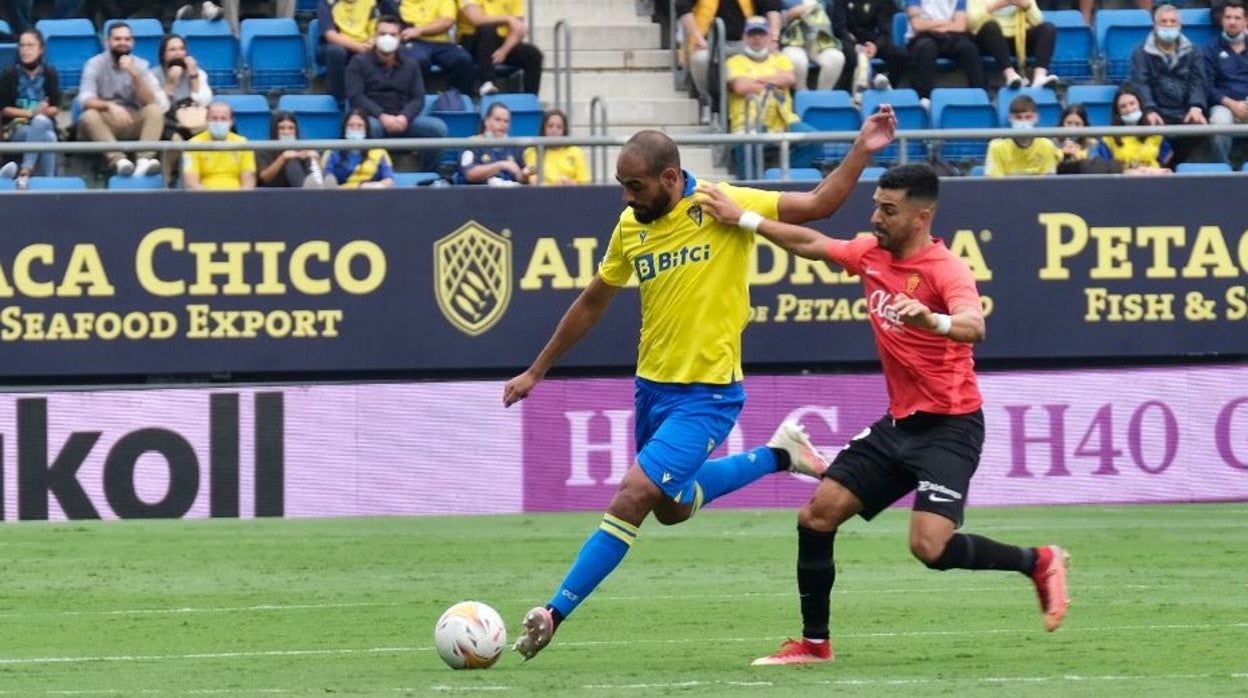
[
  {"xmin": 926, "ymin": 533, "xmax": 1034, "ymax": 573},
  {"xmin": 770, "ymin": 447, "xmax": 791, "ymax": 472},
  {"xmin": 797, "ymin": 525, "xmax": 836, "ymax": 640}
]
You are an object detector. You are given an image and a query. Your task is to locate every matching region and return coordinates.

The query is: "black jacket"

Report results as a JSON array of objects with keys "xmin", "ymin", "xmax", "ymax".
[{"xmin": 0, "ymin": 63, "xmax": 61, "ymax": 127}]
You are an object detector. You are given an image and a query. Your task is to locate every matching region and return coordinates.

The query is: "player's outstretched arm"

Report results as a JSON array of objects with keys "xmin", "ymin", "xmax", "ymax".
[
  {"xmin": 696, "ymin": 183, "xmax": 832, "ymax": 261},
  {"xmin": 503, "ymin": 276, "xmax": 621, "ymax": 406},
  {"xmin": 889, "ymin": 296, "xmax": 986, "ymax": 344},
  {"xmin": 776, "ymin": 105, "xmax": 897, "ymax": 224}
]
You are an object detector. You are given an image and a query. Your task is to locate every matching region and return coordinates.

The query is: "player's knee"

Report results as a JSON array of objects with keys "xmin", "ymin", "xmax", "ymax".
[
  {"xmin": 912, "ymin": 536, "xmax": 949, "ymax": 569},
  {"xmin": 797, "ymin": 503, "xmax": 838, "ymax": 533},
  {"xmin": 652, "ymin": 506, "xmax": 689, "ymax": 526}
]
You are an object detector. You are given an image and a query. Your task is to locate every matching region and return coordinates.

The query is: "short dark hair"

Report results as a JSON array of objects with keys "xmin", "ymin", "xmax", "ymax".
[
  {"xmin": 107, "ymin": 21, "xmax": 131, "ymax": 38},
  {"xmin": 878, "ymin": 164, "xmax": 939, "ymax": 204},
  {"xmin": 1009, "ymin": 94, "xmax": 1037, "ymax": 114},
  {"xmin": 1223, "ymin": 0, "xmax": 1245, "ymax": 14},
  {"xmin": 376, "ymin": 14, "xmax": 402, "ymax": 27},
  {"xmin": 623, "ymin": 129, "xmax": 681, "ymax": 177}
]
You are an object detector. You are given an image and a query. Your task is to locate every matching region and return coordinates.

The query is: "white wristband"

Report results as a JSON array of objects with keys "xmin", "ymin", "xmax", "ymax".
[
  {"xmin": 933, "ymin": 313, "xmax": 952, "ymax": 336},
  {"xmin": 738, "ymin": 211, "xmax": 764, "ymax": 232}
]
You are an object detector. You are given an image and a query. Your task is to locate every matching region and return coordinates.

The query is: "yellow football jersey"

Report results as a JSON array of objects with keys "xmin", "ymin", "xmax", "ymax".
[{"xmin": 598, "ymin": 175, "xmax": 781, "ymax": 385}]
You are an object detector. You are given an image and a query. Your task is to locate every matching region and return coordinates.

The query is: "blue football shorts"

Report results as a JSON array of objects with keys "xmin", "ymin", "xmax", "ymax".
[{"xmin": 634, "ymin": 377, "xmax": 746, "ymax": 503}]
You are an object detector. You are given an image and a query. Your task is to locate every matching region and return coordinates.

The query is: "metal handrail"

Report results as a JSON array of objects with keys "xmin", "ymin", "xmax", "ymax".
[
  {"xmin": 670, "ymin": 0, "xmax": 682, "ymax": 90},
  {"xmin": 527, "ymin": 0, "xmax": 534, "ymax": 45},
  {"xmin": 589, "ymin": 95, "xmax": 610, "ymax": 183},
  {"xmin": 712, "ymin": 17, "xmax": 727, "ymax": 135},
  {"xmin": 552, "ymin": 20, "xmax": 573, "ymax": 121}
]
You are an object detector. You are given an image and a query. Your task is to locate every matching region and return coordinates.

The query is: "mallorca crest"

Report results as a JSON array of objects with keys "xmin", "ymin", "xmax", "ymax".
[{"xmin": 434, "ymin": 221, "xmax": 513, "ymax": 336}]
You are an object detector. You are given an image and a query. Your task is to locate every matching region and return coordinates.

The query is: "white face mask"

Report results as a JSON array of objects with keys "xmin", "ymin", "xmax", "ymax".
[
  {"xmin": 345, "ymin": 129, "xmax": 366, "ymax": 141},
  {"xmin": 1121, "ymin": 110, "xmax": 1143, "ymax": 125},
  {"xmin": 1223, "ymin": 30, "xmax": 1246, "ymax": 44},
  {"xmin": 207, "ymin": 121, "xmax": 230, "ymax": 140},
  {"xmin": 743, "ymin": 45, "xmax": 769, "ymax": 61},
  {"xmin": 1009, "ymin": 119, "xmax": 1035, "ymax": 130},
  {"xmin": 375, "ymin": 34, "xmax": 400, "ymax": 54},
  {"xmin": 278, "ymin": 133, "xmax": 297, "ymax": 142}
]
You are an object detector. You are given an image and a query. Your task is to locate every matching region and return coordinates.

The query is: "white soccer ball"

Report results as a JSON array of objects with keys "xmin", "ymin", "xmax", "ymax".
[{"xmin": 434, "ymin": 601, "xmax": 508, "ymax": 669}]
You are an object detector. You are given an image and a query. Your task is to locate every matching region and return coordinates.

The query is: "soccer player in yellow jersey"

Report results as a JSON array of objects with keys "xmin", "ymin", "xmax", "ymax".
[{"xmin": 502, "ymin": 107, "xmax": 898, "ymax": 661}]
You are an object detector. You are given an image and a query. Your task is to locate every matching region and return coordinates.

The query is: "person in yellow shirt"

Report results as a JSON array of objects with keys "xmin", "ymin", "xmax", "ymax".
[
  {"xmin": 1091, "ymin": 85, "xmax": 1175, "ymax": 175},
  {"xmin": 317, "ymin": 0, "xmax": 381, "ymax": 101},
  {"xmin": 397, "ymin": 0, "xmax": 475, "ymax": 94},
  {"xmin": 457, "ymin": 0, "xmax": 543, "ymax": 95},
  {"xmin": 503, "ymin": 108, "xmax": 899, "ymax": 663},
  {"xmin": 182, "ymin": 101, "xmax": 256, "ymax": 190},
  {"xmin": 726, "ymin": 16, "xmax": 821, "ymax": 178},
  {"xmin": 985, "ymin": 95, "xmax": 1063, "ymax": 176},
  {"xmin": 523, "ymin": 109, "xmax": 590, "ymax": 185},
  {"xmin": 968, "ymin": 0, "xmax": 1060, "ymax": 88}
]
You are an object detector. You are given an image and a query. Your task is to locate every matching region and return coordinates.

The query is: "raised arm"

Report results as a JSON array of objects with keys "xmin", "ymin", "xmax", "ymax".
[
  {"xmin": 503, "ymin": 276, "xmax": 621, "ymax": 406},
  {"xmin": 695, "ymin": 182, "xmax": 833, "ymax": 261},
  {"xmin": 776, "ymin": 105, "xmax": 895, "ymax": 223},
  {"xmin": 889, "ymin": 295, "xmax": 986, "ymax": 343}
]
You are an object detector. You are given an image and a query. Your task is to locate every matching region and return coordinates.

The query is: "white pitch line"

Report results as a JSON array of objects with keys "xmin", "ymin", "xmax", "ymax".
[
  {"xmin": 2, "ymin": 622, "xmax": 1246, "ymax": 667},
  {"xmin": 0, "ymin": 602, "xmax": 390, "ymax": 620}
]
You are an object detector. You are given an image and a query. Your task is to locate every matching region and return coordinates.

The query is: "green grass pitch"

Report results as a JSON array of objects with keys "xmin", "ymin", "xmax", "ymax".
[{"xmin": 0, "ymin": 503, "xmax": 1245, "ymax": 696}]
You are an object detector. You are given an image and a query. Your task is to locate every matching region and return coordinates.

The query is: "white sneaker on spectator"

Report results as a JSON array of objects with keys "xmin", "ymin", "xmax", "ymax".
[
  {"xmin": 872, "ymin": 73, "xmax": 892, "ymax": 91},
  {"xmin": 919, "ymin": 97, "xmax": 931, "ymax": 112},
  {"xmin": 478, "ymin": 81, "xmax": 499, "ymax": 97},
  {"xmin": 0, "ymin": 162, "xmax": 16, "ymax": 179},
  {"xmin": 15, "ymin": 171, "xmax": 30, "ymax": 190},
  {"xmin": 1034, "ymin": 73, "xmax": 1062, "ymax": 89},
  {"xmin": 133, "ymin": 157, "xmax": 159, "ymax": 178},
  {"xmin": 114, "ymin": 157, "xmax": 135, "ymax": 176},
  {"xmin": 201, "ymin": 1, "xmax": 223, "ymax": 20}
]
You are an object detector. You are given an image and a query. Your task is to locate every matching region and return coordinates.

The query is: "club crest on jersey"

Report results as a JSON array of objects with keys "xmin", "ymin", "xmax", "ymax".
[
  {"xmin": 433, "ymin": 221, "xmax": 512, "ymax": 337},
  {"xmin": 906, "ymin": 273, "xmax": 921, "ymax": 294},
  {"xmin": 639, "ymin": 230, "xmax": 648, "ymax": 242},
  {"xmin": 687, "ymin": 204, "xmax": 704, "ymax": 227}
]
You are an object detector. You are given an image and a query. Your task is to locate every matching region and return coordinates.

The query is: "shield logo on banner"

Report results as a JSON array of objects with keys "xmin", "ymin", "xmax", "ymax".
[{"xmin": 433, "ymin": 221, "xmax": 513, "ymax": 336}]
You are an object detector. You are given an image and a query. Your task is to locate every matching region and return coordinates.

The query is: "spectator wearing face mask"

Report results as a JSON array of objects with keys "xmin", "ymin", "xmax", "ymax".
[
  {"xmin": 182, "ymin": 101, "xmax": 257, "ymax": 189},
  {"xmin": 1092, "ymin": 84, "xmax": 1174, "ymax": 175},
  {"xmin": 1130, "ymin": 3, "xmax": 1210, "ymax": 164},
  {"xmin": 1204, "ymin": 0, "xmax": 1248, "ymax": 164},
  {"xmin": 257, "ymin": 111, "xmax": 330, "ymax": 188},
  {"xmin": 0, "ymin": 29, "xmax": 62, "ymax": 189},
  {"xmin": 457, "ymin": 102, "xmax": 531, "ymax": 185},
  {"xmin": 985, "ymin": 94, "xmax": 1062, "ymax": 175},
  {"xmin": 318, "ymin": 0, "xmax": 383, "ymax": 102},
  {"xmin": 346, "ymin": 14, "xmax": 448, "ymax": 170},
  {"xmin": 324, "ymin": 108, "xmax": 396, "ymax": 188},
  {"xmin": 78, "ymin": 22, "xmax": 166, "ymax": 178}
]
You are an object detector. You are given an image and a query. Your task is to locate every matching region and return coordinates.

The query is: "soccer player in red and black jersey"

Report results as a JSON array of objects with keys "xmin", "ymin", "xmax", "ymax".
[{"xmin": 695, "ymin": 163, "xmax": 1070, "ymax": 666}]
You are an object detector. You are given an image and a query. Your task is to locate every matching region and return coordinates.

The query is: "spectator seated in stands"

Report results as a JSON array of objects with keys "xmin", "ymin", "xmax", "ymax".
[
  {"xmin": 0, "ymin": 28, "xmax": 61, "ymax": 190},
  {"xmin": 985, "ymin": 94, "xmax": 1062, "ymax": 175},
  {"xmin": 257, "ymin": 110, "xmax": 331, "ymax": 188},
  {"xmin": 318, "ymin": 0, "xmax": 382, "ymax": 102},
  {"xmin": 1, "ymin": 0, "xmax": 84, "ymax": 35},
  {"xmin": 77, "ymin": 22, "xmax": 166, "ymax": 178},
  {"xmin": 1205, "ymin": 0, "xmax": 1248, "ymax": 165},
  {"xmin": 183, "ymin": 101, "xmax": 257, "ymax": 189},
  {"xmin": 456, "ymin": 101, "xmax": 532, "ymax": 185},
  {"xmin": 840, "ymin": 0, "xmax": 908, "ymax": 94},
  {"xmin": 457, "ymin": 0, "xmax": 543, "ymax": 96},
  {"xmin": 1092, "ymin": 84, "xmax": 1174, "ymax": 175},
  {"xmin": 397, "ymin": 0, "xmax": 475, "ymax": 95},
  {"xmin": 346, "ymin": 13, "xmax": 448, "ymax": 169},
  {"xmin": 726, "ymin": 16, "xmax": 821, "ymax": 178},
  {"xmin": 905, "ymin": 0, "xmax": 985, "ymax": 101},
  {"xmin": 1131, "ymin": 3, "xmax": 1211, "ymax": 164},
  {"xmin": 677, "ymin": 0, "xmax": 782, "ymax": 117},
  {"xmin": 523, "ymin": 108, "xmax": 589, "ymax": 185},
  {"xmin": 779, "ymin": 0, "xmax": 847, "ymax": 91},
  {"xmin": 969, "ymin": 0, "xmax": 1060, "ymax": 88},
  {"xmin": 155, "ymin": 33, "xmax": 213, "ymax": 183},
  {"xmin": 324, "ymin": 107, "xmax": 396, "ymax": 188},
  {"xmin": 1053, "ymin": 102, "xmax": 1114, "ymax": 173}
]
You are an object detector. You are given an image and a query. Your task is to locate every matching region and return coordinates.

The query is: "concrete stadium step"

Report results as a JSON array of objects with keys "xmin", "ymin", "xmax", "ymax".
[
  {"xmin": 531, "ymin": 0, "xmax": 645, "ymax": 25},
  {"xmin": 568, "ymin": 97, "xmax": 699, "ymax": 127},
  {"xmin": 567, "ymin": 48, "xmax": 671, "ymax": 71},
  {"xmin": 540, "ymin": 69, "xmax": 679, "ymax": 103},
  {"xmin": 532, "ymin": 23, "xmax": 660, "ymax": 51}
]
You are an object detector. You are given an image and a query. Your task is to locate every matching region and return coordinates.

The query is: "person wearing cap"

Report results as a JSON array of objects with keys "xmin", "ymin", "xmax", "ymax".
[
  {"xmin": 677, "ymin": 0, "xmax": 783, "ymax": 120},
  {"xmin": 725, "ymin": 16, "xmax": 821, "ymax": 177}
]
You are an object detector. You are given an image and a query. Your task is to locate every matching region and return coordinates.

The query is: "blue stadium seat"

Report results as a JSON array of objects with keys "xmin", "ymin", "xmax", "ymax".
[
  {"xmin": 1047, "ymin": 10, "xmax": 1094, "ymax": 81},
  {"xmin": 392, "ymin": 172, "xmax": 443, "ymax": 187},
  {"xmin": 995, "ymin": 86, "xmax": 1062, "ymax": 126},
  {"xmin": 306, "ymin": 18, "xmax": 326, "ymax": 77},
  {"xmin": 427, "ymin": 92, "xmax": 478, "ymax": 137},
  {"xmin": 860, "ymin": 166, "xmax": 886, "ymax": 181},
  {"xmin": 37, "ymin": 18, "xmax": 100, "ymax": 88},
  {"xmin": 970, "ymin": 164, "xmax": 986, "ymax": 176},
  {"xmin": 862, "ymin": 88, "xmax": 928, "ymax": 164},
  {"xmin": 242, "ymin": 18, "xmax": 308, "ymax": 91},
  {"xmin": 795, "ymin": 90, "xmax": 860, "ymax": 161},
  {"xmin": 0, "ymin": 20, "xmax": 15, "ymax": 69},
  {"xmin": 762, "ymin": 167, "xmax": 823, "ymax": 181},
  {"xmin": 1175, "ymin": 162, "xmax": 1232, "ymax": 174},
  {"xmin": 27, "ymin": 175, "xmax": 88, "ymax": 190},
  {"xmin": 0, "ymin": 177, "xmax": 14, "ymax": 190},
  {"xmin": 173, "ymin": 18, "xmax": 239, "ymax": 89},
  {"xmin": 1095, "ymin": 9, "xmax": 1153, "ymax": 82},
  {"xmin": 103, "ymin": 18, "xmax": 163, "ymax": 67},
  {"xmin": 929, "ymin": 87, "xmax": 996, "ymax": 162},
  {"xmin": 479, "ymin": 93, "xmax": 543, "ymax": 136},
  {"xmin": 216, "ymin": 93, "xmax": 270, "ymax": 140},
  {"xmin": 296, "ymin": 0, "xmax": 318, "ymax": 14},
  {"xmin": 108, "ymin": 173, "xmax": 165, "ymax": 189},
  {"xmin": 1066, "ymin": 84, "xmax": 1119, "ymax": 126},
  {"xmin": 1180, "ymin": 8, "xmax": 1215, "ymax": 47},
  {"xmin": 277, "ymin": 94, "xmax": 341, "ymax": 139}
]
